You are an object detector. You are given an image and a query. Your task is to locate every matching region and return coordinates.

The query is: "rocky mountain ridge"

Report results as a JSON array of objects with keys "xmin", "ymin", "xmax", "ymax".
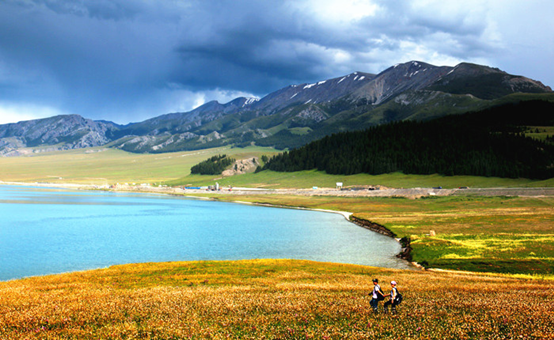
[
  {"xmin": 1, "ymin": 61, "xmax": 551, "ymax": 156},
  {"xmin": 0, "ymin": 115, "xmax": 120, "ymax": 156}
]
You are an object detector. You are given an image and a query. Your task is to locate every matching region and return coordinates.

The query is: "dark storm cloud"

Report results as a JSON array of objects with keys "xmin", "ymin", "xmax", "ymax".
[
  {"xmin": 169, "ymin": 0, "xmax": 501, "ymax": 94},
  {"xmin": 170, "ymin": 1, "xmax": 347, "ymax": 93},
  {"xmin": 0, "ymin": 0, "xmax": 552, "ymax": 124},
  {"xmin": 0, "ymin": 0, "xmax": 180, "ymax": 119}
]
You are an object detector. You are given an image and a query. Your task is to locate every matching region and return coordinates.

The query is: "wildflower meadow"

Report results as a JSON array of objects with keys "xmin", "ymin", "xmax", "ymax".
[{"xmin": 1, "ymin": 259, "xmax": 553, "ymax": 339}]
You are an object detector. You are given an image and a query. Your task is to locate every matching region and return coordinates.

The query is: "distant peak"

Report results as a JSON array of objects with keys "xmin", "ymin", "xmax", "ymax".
[
  {"xmin": 338, "ymin": 71, "xmax": 372, "ymax": 79},
  {"xmin": 243, "ymin": 97, "xmax": 259, "ymax": 106},
  {"xmin": 394, "ymin": 60, "xmax": 430, "ymax": 68},
  {"xmin": 448, "ymin": 62, "xmax": 507, "ymax": 77},
  {"xmin": 382, "ymin": 61, "xmax": 436, "ymax": 77}
]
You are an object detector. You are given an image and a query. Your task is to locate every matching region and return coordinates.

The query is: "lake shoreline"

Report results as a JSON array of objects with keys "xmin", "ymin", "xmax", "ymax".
[
  {"xmin": 0, "ymin": 181, "xmax": 455, "ymax": 270},
  {"xmin": 1, "ymin": 182, "xmax": 411, "ymax": 282},
  {"xmin": 22, "ymin": 180, "xmax": 554, "ymax": 271}
]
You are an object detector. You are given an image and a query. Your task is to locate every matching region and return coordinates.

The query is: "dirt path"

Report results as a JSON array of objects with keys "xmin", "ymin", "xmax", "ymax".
[
  {"xmin": 175, "ymin": 186, "xmax": 554, "ymax": 198},
  {"xmin": 2, "ymin": 181, "xmax": 553, "ymax": 198}
]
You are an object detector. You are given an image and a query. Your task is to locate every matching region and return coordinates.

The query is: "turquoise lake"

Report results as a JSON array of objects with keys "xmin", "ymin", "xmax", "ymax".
[{"xmin": 0, "ymin": 185, "xmax": 408, "ymax": 281}]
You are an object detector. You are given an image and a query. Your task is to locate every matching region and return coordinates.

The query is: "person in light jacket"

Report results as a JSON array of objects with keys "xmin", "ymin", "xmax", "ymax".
[
  {"xmin": 369, "ymin": 278, "xmax": 386, "ymax": 313},
  {"xmin": 384, "ymin": 280, "xmax": 399, "ymax": 314}
]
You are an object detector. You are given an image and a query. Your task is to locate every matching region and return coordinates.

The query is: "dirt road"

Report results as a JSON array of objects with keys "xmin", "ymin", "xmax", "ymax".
[
  {"xmin": 3, "ymin": 181, "xmax": 553, "ymax": 198},
  {"xmin": 176, "ymin": 186, "xmax": 554, "ymax": 198}
]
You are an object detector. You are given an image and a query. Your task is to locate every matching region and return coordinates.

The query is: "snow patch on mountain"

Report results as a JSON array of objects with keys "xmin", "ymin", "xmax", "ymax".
[{"xmin": 243, "ymin": 97, "xmax": 259, "ymax": 106}]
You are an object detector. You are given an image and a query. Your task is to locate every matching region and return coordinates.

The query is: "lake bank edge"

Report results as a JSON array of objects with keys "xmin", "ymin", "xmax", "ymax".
[{"xmin": 0, "ymin": 181, "xmax": 418, "ymax": 271}]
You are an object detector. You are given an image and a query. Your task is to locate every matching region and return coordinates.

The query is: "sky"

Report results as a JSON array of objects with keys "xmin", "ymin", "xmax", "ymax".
[{"xmin": 0, "ymin": 0, "xmax": 553, "ymax": 125}]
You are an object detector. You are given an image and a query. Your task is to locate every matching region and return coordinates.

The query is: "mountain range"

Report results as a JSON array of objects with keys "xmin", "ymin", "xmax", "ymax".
[{"xmin": 1, "ymin": 61, "xmax": 552, "ymax": 156}]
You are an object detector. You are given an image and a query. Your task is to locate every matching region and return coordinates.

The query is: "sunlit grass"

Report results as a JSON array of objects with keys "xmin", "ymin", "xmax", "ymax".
[
  {"xmin": 0, "ymin": 146, "xmax": 278, "ymax": 185},
  {"xmin": 1, "ymin": 260, "xmax": 553, "ymax": 339},
  {"xmin": 525, "ymin": 126, "xmax": 554, "ymax": 142},
  {"xmin": 166, "ymin": 169, "xmax": 552, "ymax": 189}
]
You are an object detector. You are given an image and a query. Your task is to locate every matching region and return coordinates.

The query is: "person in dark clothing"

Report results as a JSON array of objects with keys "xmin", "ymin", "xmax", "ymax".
[
  {"xmin": 384, "ymin": 280, "xmax": 399, "ymax": 314},
  {"xmin": 369, "ymin": 278, "xmax": 386, "ymax": 313}
]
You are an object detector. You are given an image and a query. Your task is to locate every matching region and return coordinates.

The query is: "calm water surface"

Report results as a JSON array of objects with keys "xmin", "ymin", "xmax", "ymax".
[{"xmin": 0, "ymin": 185, "xmax": 408, "ymax": 281}]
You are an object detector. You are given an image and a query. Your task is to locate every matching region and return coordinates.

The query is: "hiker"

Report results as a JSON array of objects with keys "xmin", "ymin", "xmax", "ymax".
[
  {"xmin": 384, "ymin": 280, "xmax": 400, "ymax": 314},
  {"xmin": 369, "ymin": 278, "xmax": 386, "ymax": 313}
]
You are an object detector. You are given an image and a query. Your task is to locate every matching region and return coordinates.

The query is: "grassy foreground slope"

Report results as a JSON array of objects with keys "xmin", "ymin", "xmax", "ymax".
[{"xmin": 1, "ymin": 260, "xmax": 553, "ymax": 339}]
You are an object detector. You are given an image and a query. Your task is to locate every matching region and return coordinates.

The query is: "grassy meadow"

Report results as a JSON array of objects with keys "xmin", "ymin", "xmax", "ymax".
[
  {"xmin": 0, "ymin": 146, "xmax": 278, "ymax": 185},
  {"xmin": 525, "ymin": 126, "xmax": 554, "ymax": 142},
  {"xmin": 166, "ymin": 169, "xmax": 554, "ymax": 189},
  {"xmin": 1, "ymin": 260, "xmax": 553, "ymax": 339}
]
